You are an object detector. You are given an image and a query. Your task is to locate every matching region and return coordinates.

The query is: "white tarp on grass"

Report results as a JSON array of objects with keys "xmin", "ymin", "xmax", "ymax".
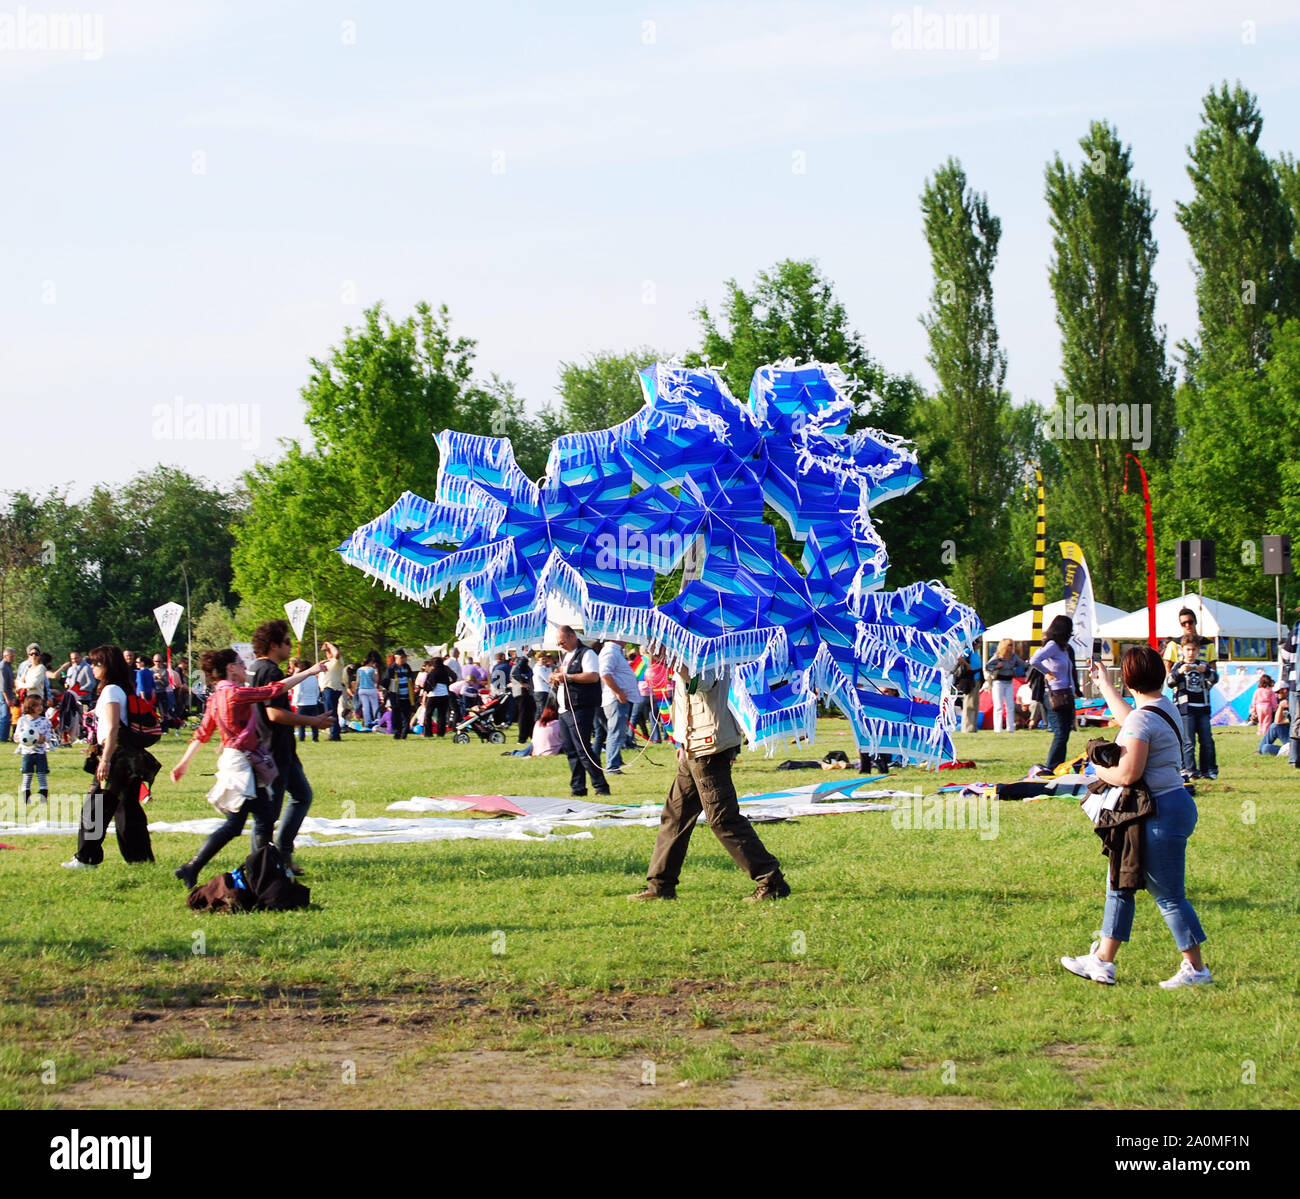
[{"xmin": 1, "ymin": 782, "xmax": 909, "ymax": 845}]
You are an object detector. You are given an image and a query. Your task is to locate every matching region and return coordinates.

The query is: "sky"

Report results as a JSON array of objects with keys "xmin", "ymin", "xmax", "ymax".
[{"xmin": 2, "ymin": 0, "xmax": 1298, "ymax": 499}]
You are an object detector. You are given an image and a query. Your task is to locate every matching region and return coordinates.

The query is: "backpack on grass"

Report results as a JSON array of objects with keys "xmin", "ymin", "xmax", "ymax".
[{"xmin": 186, "ymin": 845, "xmax": 310, "ymax": 913}]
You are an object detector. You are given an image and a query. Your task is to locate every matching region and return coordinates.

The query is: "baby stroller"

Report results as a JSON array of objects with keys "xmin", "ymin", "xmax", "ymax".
[{"xmin": 452, "ymin": 693, "xmax": 508, "ymax": 744}]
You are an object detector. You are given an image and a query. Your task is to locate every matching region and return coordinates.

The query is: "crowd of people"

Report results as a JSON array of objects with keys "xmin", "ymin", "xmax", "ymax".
[
  {"xmin": 10, "ymin": 596, "xmax": 1297, "ymax": 925},
  {"xmin": 266, "ymin": 640, "xmax": 676, "ymax": 757},
  {"xmin": 15, "ymin": 621, "xmax": 786, "ymax": 902},
  {"xmin": 947, "ymin": 605, "xmax": 1300, "ymax": 782},
  {"xmin": 19, "ymin": 605, "xmax": 1300, "ymax": 953}
]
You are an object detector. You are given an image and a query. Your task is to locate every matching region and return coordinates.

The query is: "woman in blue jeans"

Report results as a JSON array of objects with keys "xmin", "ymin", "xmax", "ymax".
[
  {"xmin": 1060, "ymin": 645, "xmax": 1213, "ymax": 989},
  {"xmin": 1028, "ymin": 615, "xmax": 1081, "ymax": 770}
]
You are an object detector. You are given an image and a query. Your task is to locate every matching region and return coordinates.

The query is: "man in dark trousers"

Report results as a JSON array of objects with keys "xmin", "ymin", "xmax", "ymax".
[
  {"xmin": 383, "ymin": 649, "xmax": 415, "ymax": 739},
  {"xmin": 0, "ymin": 647, "xmax": 16, "ymax": 745},
  {"xmin": 512, "ymin": 649, "xmax": 536, "ymax": 744},
  {"xmin": 549, "ymin": 626, "xmax": 609, "ymax": 798},
  {"xmin": 630, "ymin": 666, "xmax": 789, "ymax": 902},
  {"xmin": 248, "ymin": 620, "xmax": 332, "ymax": 874}
]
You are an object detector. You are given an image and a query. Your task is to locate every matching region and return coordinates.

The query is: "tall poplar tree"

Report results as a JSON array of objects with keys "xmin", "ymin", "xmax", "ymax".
[
  {"xmin": 919, "ymin": 158, "xmax": 1013, "ymax": 617},
  {"xmin": 1164, "ymin": 85, "xmax": 1300, "ymax": 610},
  {"xmin": 1044, "ymin": 121, "xmax": 1175, "ymax": 609},
  {"xmin": 1175, "ymin": 82, "xmax": 1298, "ymax": 377},
  {"xmin": 692, "ymin": 259, "xmax": 968, "ymax": 594}
]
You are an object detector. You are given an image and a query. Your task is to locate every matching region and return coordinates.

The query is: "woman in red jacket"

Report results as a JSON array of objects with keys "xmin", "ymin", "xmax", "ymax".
[{"xmin": 169, "ymin": 648, "xmax": 326, "ymax": 887}]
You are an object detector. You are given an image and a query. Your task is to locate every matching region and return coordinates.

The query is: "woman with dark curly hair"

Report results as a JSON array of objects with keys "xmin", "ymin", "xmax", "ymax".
[
  {"xmin": 1028, "ymin": 615, "xmax": 1082, "ymax": 770},
  {"xmin": 63, "ymin": 644, "xmax": 156, "ymax": 870}
]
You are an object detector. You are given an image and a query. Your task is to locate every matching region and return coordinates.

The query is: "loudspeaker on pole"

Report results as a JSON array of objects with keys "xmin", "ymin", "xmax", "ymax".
[{"xmin": 1263, "ymin": 535, "xmax": 1292, "ymax": 577}]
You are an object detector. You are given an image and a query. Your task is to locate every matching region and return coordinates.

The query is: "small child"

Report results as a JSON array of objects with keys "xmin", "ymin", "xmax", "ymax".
[
  {"xmin": 289, "ymin": 658, "xmax": 324, "ymax": 743},
  {"xmin": 16, "ymin": 694, "xmax": 54, "ymax": 806},
  {"xmin": 1166, "ymin": 634, "xmax": 1219, "ymax": 780}
]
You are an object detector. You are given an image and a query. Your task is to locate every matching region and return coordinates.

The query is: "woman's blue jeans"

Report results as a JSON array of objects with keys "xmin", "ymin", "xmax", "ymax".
[
  {"xmin": 1101, "ymin": 786, "xmax": 1206, "ymax": 952},
  {"xmin": 1044, "ymin": 698, "xmax": 1073, "ymax": 769}
]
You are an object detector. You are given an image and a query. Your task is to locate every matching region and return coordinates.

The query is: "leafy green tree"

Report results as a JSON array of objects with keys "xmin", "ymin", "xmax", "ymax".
[
  {"xmin": 919, "ymin": 158, "xmax": 1014, "ymax": 616},
  {"xmin": 556, "ymin": 348, "xmax": 665, "ymax": 434},
  {"xmin": 1176, "ymin": 83, "xmax": 1298, "ymax": 377},
  {"xmin": 1164, "ymin": 87, "xmax": 1300, "ymax": 612},
  {"xmin": 0, "ymin": 492, "xmax": 49, "ymax": 650},
  {"xmin": 690, "ymin": 259, "xmax": 968, "ymax": 595},
  {"xmin": 192, "ymin": 601, "xmax": 239, "ymax": 655},
  {"xmin": 232, "ymin": 302, "xmax": 562, "ymax": 653},
  {"xmin": 1167, "ymin": 317, "xmax": 1300, "ymax": 612},
  {"xmin": 1044, "ymin": 121, "xmax": 1176, "ymax": 609},
  {"xmin": 28, "ymin": 469, "xmax": 241, "ymax": 652}
]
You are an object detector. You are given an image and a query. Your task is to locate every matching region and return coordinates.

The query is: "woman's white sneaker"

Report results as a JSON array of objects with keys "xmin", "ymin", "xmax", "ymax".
[
  {"xmin": 1159, "ymin": 960, "xmax": 1213, "ymax": 989},
  {"xmin": 1060, "ymin": 942, "xmax": 1116, "ymax": 985},
  {"xmin": 61, "ymin": 858, "xmax": 97, "ymax": 870}
]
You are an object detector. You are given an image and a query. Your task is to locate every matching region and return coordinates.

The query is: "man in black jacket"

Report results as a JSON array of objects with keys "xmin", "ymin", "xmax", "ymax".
[
  {"xmin": 383, "ymin": 650, "xmax": 415, "ymax": 739},
  {"xmin": 549, "ymin": 626, "xmax": 609, "ymax": 798},
  {"xmin": 248, "ymin": 620, "xmax": 333, "ymax": 873},
  {"xmin": 512, "ymin": 650, "xmax": 535, "ymax": 743}
]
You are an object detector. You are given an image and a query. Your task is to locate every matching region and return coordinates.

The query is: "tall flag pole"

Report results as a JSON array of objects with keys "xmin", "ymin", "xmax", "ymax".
[
  {"xmin": 1025, "ymin": 462, "xmax": 1046, "ymax": 646},
  {"xmin": 1123, "ymin": 454, "xmax": 1157, "ymax": 649}
]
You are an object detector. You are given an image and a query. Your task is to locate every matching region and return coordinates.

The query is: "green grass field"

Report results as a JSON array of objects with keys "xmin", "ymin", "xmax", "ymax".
[{"xmin": 2, "ymin": 720, "xmax": 1297, "ymax": 1109}]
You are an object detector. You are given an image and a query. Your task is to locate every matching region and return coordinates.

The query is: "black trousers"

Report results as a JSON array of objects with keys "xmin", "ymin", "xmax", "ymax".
[
  {"xmin": 516, "ymin": 689, "xmax": 537, "ymax": 743},
  {"xmin": 390, "ymin": 696, "xmax": 411, "ymax": 738},
  {"xmin": 425, "ymin": 696, "xmax": 450, "ymax": 736},
  {"xmin": 75, "ymin": 783, "xmax": 155, "ymax": 865},
  {"xmin": 559, "ymin": 707, "xmax": 608, "ymax": 796}
]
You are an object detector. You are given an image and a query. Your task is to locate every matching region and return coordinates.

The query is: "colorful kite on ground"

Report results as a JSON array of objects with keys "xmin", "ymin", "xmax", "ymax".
[{"xmin": 338, "ymin": 362, "xmax": 983, "ymax": 764}]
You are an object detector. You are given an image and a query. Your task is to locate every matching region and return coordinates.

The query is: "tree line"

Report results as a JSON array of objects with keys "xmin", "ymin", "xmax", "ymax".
[{"xmin": 3, "ymin": 80, "xmax": 1296, "ymax": 659}]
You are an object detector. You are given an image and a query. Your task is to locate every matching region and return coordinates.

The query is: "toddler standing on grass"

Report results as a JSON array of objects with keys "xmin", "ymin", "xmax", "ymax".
[{"xmin": 16, "ymin": 694, "xmax": 54, "ymax": 807}]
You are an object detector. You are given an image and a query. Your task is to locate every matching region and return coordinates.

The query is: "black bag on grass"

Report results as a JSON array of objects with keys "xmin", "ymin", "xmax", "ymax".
[
  {"xmin": 187, "ymin": 845, "xmax": 310, "ymax": 912},
  {"xmin": 236, "ymin": 845, "xmax": 310, "ymax": 911}
]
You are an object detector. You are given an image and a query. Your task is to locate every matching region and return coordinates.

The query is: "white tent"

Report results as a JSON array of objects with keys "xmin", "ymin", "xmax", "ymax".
[
  {"xmin": 1096, "ymin": 595, "xmax": 1277, "ymax": 640},
  {"xmin": 981, "ymin": 599, "xmax": 1130, "ymax": 645}
]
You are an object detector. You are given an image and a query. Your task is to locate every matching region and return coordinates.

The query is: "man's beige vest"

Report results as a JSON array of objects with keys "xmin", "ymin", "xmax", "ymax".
[{"xmin": 672, "ymin": 677, "xmax": 743, "ymax": 759}]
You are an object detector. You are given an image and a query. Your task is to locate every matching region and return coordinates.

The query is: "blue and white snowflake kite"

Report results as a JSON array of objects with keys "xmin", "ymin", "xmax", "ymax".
[{"xmin": 338, "ymin": 362, "xmax": 983, "ymax": 764}]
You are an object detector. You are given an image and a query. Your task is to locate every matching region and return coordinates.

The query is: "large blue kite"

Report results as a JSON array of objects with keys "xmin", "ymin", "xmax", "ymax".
[{"xmin": 338, "ymin": 362, "xmax": 982, "ymax": 764}]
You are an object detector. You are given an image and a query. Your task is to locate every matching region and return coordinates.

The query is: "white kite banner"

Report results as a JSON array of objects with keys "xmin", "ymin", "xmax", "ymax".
[
  {"xmin": 153, "ymin": 602, "xmax": 184, "ymax": 647},
  {"xmin": 285, "ymin": 598, "xmax": 312, "ymax": 642},
  {"xmin": 1059, "ymin": 542, "xmax": 1096, "ymax": 663}
]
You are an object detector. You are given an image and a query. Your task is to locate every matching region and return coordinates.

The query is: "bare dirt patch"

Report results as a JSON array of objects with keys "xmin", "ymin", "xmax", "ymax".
[{"xmin": 44, "ymin": 984, "xmax": 988, "ymax": 1109}]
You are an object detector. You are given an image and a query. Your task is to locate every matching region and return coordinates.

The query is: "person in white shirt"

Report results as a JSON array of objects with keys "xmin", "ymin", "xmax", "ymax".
[
  {"xmin": 291, "ymin": 659, "xmax": 325, "ymax": 742},
  {"xmin": 18, "ymin": 644, "xmax": 48, "ymax": 704},
  {"xmin": 549, "ymin": 627, "xmax": 610, "ymax": 798},
  {"xmin": 597, "ymin": 638, "xmax": 641, "ymax": 774},
  {"xmin": 16, "ymin": 694, "xmax": 54, "ymax": 806},
  {"xmin": 64, "ymin": 643, "xmax": 155, "ymax": 869}
]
